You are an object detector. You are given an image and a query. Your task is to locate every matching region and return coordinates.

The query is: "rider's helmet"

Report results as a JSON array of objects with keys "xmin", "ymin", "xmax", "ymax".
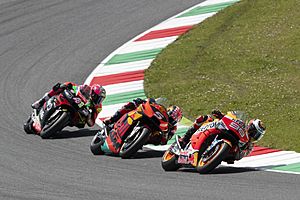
[
  {"xmin": 91, "ymin": 84, "xmax": 106, "ymax": 105},
  {"xmin": 167, "ymin": 105, "xmax": 183, "ymax": 126},
  {"xmin": 246, "ymin": 119, "xmax": 266, "ymax": 143}
]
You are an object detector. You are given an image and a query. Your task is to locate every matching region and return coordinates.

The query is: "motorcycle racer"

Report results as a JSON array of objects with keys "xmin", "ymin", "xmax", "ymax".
[
  {"xmin": 179, "ymin": 109, "xmax": 266, "ymax": 163},
  {"xmin": 103, "ymin": 98, "xmax": 183, "ymax": 145},
  {"xmin": 31, "ymin": 82, "xmax": 106, "ymax": 128}
]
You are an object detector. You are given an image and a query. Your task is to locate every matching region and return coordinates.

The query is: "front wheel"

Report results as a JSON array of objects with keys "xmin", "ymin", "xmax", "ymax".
[
  {"xmin": 161, "ymin": 150, "xmax": 180, "ymax": 171},
  {"xmin": 196, "ymin": 141, "xmax": 230, "ymax": 174},
  {"xmin": 40, "ymin": 111, "xmax": 69, "ymax": 139},
  {"xmin": 119, "ymin": 127, "xmax": 150, "ymax": 159}
]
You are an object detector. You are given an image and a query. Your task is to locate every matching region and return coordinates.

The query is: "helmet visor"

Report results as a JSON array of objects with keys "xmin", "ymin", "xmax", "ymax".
[
  {"xmin": 92, "ymin": 92, "xmax": 105, "ymax": 104},
  {"xmin": 248, "ymin": 123, "xmax": 265, "ymax": 143}
]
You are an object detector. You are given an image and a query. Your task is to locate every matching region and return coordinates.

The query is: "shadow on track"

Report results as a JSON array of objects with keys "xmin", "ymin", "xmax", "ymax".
[
  {"xmin": 124, "ymin": 150, "xmax": 165, "ymax": 159},
  {"xmin": 178, "ymin": 166, "xmax": 256, "ymax": 174},
  {"xmin": 51, "ymin": 129, "xmax": 97, "ymax": 139}
]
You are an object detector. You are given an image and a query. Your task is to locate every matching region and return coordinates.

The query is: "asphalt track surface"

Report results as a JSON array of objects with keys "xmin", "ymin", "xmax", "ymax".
[{"xmin": 0, "ymin": 0, "xmax": 299, "ymax": 199}]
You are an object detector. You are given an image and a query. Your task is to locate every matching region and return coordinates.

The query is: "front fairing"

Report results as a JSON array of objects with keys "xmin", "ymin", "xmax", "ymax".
[
  {"xmin": 31, "ymin": 97, "xmax": 58, "ymax": 133},
  {"xmin": 60, "ymin": 90, "xmax": 89, "ymax": 124},
  {"xmin": 39, "ymin": 97, "xmax": 57, "ymax": 127},
  {"xmin": 190, "ymin": 121, "xmax": 222, "ymax": 151},
  {"xmin": 37, "ymin": 93, "xmax": 76, "ymax": 127},
  {"xmin": 140, "ymin": 100, "xmax": 169, "ymax": 132},
  {"xmin": 221, "ymin": 113, "xmax": 249, "ymax": 143}
]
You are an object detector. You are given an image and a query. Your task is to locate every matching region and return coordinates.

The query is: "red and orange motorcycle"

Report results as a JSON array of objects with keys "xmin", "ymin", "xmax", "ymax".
[
  {"xmin": 24, "ymin": 87, "xmax": 91, "ymax": 139},
  {"xmin": 162, "ymin": 111, "xmax": 250, "ymax": 174},
  {"xmin": 90, "ymin": 99, "xmax": 169, "ymax": 158}
]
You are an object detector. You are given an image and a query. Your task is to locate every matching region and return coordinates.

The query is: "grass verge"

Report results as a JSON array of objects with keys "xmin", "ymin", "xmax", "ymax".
[{"xmin": 144, "ymin": 0, "xmax": 300, "ymax": 152}]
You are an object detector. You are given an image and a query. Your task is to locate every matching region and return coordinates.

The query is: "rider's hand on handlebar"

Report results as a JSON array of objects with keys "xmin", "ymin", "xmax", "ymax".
[
  {"xmin": 79, "ymin": 107, "xmax": 90, "ymax": 117},
  {"xmin": 212, "ymin": 109, "xmax": 224, "ymax": 119}
]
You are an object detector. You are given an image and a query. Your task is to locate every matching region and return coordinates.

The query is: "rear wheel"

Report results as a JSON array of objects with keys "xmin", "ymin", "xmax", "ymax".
[
  {"xmin": 24, "ymin": 115, "xmax": 34, "ymax": 134},
  {"xmin": 40, "ymin": 112, "xmax": 69, "ymax": 139},
  {"xmin": 119, "ymin": 127, "xmax": 150, "ymax": 158},
  {"xmin": 196, "ymin": 141, "xmax": 230, "ymax": 174},
  {"xmin": 90, "ymin": 133, "xmax": 105, "ymax": 155},
  {"xmin": 161, "ymin": 150, "xmax": 180, "ymax": 171}
]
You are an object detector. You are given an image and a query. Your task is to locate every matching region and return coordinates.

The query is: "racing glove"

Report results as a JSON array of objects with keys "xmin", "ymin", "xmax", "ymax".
[
  {"xmin": 212, "ymin": 109, "xmax": 224, "ymax": 119},
  {"xmin": 31, "ymin": 93, "xmax": 50, "ymax": 109}
]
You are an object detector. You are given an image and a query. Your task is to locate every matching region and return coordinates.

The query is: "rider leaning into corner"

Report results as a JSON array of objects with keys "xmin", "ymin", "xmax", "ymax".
[
  {"xmin": 31, "ymin": 82, "xmax": 106, "ymax": 129},
  {"xmin": 179, "ymin": 109, "xmax": 266, "ymax": 164},
  {"xmin": 103, "ymin": 98, "xmax": 183, "ymax": 145}
]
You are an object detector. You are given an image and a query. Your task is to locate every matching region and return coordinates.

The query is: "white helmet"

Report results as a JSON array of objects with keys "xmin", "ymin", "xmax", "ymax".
[{"xmin": 246, "ymin": 119, "xmax": 266, "ymax": 143}]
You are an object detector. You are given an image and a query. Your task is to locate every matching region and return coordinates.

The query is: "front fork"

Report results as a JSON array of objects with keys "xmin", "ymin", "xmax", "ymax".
[{"xmin": 201, "ymin": 136, "xmax": 232, "ymax": 161}]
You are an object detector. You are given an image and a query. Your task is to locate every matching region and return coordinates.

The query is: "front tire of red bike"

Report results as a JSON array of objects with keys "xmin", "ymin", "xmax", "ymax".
[{"xmin": 40, "ymin": 112, "xmax": 69, "ymax": 139}]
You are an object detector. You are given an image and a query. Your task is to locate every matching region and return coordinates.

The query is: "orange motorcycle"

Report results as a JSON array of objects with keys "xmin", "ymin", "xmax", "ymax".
[
  {"xmin": 90, "ymin": 99, "xmax": 169, "ymax": 158},
  {"xmin": 162, "ymin": 111, "xmax": 250, "ymax": 173}
]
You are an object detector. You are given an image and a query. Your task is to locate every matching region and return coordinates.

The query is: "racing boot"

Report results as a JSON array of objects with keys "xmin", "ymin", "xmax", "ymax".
[
  {"xmin": 226, "ymin": 160, "xmax": 235, "ymax": 164},
  {"xmin": 103, "ymin": 110, "xmax": 123, "ymax": 129},
  {"xmin": 103, "ymin": 101, "xmax": 136, "ymax": 130},
  {"xmin": 178, "ymin": 126, "xmax": 196, "ymax": 149},
  {"xmin": 31, "ymin": 93, "xmax": 50, "ymax": 109}
]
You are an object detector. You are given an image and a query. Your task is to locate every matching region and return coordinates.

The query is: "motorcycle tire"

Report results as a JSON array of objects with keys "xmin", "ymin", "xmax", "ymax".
[
  {"xmin": 119, "ymin": 127, "xmax": 150, "ymax": 159},
  {"xmin": 24, "ymin": 116, "xmax": 34, "ymax": 134},
  {"xmin": 196, "ymin": 141, "xmax": 230, "ymax": 174},
  {"xmin": 90, "ymin": 134, "xmax": 105, "ymax": 155},
  {"xmin": 161, "ymin": 150, "xmax": 180, "ymax": 171},
  {"xmin": 40, "ymin": 112, "xmax": 69, "ymax": 139}
]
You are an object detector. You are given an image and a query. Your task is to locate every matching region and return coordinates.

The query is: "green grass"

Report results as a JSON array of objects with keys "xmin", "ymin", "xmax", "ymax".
[{"xmin": 144, "ymin": 0, "xmax": 300, "ymax": 152}]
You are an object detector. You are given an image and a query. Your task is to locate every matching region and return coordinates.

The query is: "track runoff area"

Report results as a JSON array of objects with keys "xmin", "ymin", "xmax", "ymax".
[{"xmin": 84, "ymin": 0, "xmax": 300, "ymax": 174}]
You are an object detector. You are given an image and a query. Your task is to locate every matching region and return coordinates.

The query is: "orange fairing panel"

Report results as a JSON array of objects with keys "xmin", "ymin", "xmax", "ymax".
[
  {"xmin": 142, "ymin": 100, "xmax": 154, "ymax": 118},
  {"xmin": 191, "ymin": 131, "xmax": 209, "ymax": 150},
  {"xmin": 191, "ymin": 129, "xmax": 220, "ymax": 150}
]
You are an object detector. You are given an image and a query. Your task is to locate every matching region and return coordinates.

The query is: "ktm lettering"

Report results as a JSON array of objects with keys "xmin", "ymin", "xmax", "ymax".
[{"xmin": 110, "ymin": 132, "xmax": 121, "ymax": 151}]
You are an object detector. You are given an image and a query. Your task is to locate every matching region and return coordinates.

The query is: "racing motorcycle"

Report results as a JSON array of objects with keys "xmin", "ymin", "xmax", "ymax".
[
  {"xmin": 24, "ymin": 87, "xmax": 91, "ymax": 139},
  {"xmin": 161, "ymin": 111, "xmax": 250, "ymax": 174},
  {"xmin": 90, "ymin": 99, "xmax": 169, "ymax": 158}
]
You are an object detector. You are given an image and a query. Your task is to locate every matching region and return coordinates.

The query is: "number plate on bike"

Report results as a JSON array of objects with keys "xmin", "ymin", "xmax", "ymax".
[{"xmin": 178, "ymin": 152, "xmax": 195, "ymax": 164}]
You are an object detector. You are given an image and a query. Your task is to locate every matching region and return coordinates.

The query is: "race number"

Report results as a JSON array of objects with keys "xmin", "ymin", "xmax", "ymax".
[
  {"xmin": 229, "ymin": 122, "xmax": 245, "ymax": 137},
  {"xmin": 154, "ymin": 111, "xmax": 165, "ymax": 120}
]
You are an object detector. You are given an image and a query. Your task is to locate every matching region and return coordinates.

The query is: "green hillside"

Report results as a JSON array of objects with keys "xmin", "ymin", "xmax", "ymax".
[{"xmin": 144, "ymin": 0, "xmax": 300, "ymax": 151}]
